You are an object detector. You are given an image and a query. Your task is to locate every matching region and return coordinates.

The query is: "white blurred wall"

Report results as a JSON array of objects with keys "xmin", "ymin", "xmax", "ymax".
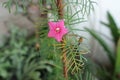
[
  {"xmin": 99, "ymin": 0, "xmax": 120, "ymax": 26},
  {"xmin": 87, "ymin": 0, "xmax": 120, "ymax": 64}
]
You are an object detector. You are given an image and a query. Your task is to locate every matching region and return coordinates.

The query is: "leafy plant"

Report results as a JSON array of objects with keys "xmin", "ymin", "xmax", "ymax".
[
  {"xmin": 86, "ymin": 12, "xmax": 120, "ymax": 80},
  {"xmin": 113, "ymin": 38, "xmax": 120, "ymax": 80},
  {"xmin": 0, "ymin": 25, "xmax": 53, "ymax": 80},
  {"xmin": 2, "ymin": 0, "xmax": 96, "ymax": 80},
  {"xmin": 101, "ymin": 12, "xmax": 120, "ymax": 45}
]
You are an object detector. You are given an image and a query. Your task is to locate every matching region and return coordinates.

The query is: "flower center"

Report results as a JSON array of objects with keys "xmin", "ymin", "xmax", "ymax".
[{"xmin": 55, "ymin": 27, "xmax": 60, "ymax": 32}]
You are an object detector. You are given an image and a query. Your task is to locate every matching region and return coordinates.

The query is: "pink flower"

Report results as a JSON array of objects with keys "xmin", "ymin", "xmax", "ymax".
[{"xmin": 48, "ymin": 20, "xmax": 68, "ymax": 42}]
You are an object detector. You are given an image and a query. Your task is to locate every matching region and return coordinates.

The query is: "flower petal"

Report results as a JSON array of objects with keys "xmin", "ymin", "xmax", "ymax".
[
  {"xmin": 48, "ymin": 21, "xmax": 56, "ymax": 30},
  {"xmin": 54, "ymin": 33, "xmax": 63, "ymax": 42},
  {"xmin": 48, "ymin": 30, "xmax": 55, "ymax": 37},
  {"xmin": 62, "ymin": 27, "xmax": 68, "ymax": 35},
  {"xmin": 57, "ymin": 20, "xmax": 65, "ymax": 28}
]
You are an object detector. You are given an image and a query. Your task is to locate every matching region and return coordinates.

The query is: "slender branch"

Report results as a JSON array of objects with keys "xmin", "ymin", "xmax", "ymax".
[
  {"xmin": 61, "ymin": 39, "xmax": 68, "ymax": 79},
  {"xmin": 56, "ymin": 0, "xmax": 64, "ymax": 19},
  {"xmin": 56, "ymin": 0, "xmax": 68, "ymax": 79}
]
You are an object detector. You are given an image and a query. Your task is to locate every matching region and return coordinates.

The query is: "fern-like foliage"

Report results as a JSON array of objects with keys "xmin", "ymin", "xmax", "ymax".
[
  {"xmin": 56, "ymin": 34, "xmax": 89, "ymax": 74},
  {"xmin": 2, "ymin": 0, "xmax": 31, "ymax": 12},
  {"xmin": 2, "ymin": 0, "xmax": 95, "ymax": 79}
]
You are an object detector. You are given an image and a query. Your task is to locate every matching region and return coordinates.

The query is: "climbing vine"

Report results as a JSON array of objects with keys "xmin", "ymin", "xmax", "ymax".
[{"xmin": 3, "ymin": 0, "xmax": 95, "ymax": 80}]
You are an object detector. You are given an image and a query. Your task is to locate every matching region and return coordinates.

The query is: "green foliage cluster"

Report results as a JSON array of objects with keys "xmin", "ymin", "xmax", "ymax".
[
  {"xmin": 0, "ymin": 26, "xmax": 53, "ymax": 80},
  {"xmin": 86, "ymin": 12, "xmax": 120, "ymax": 80},
  {"xmin": 2, "ymin": 0, "xmax": 32, "ymax": 13},
  {"xmin": 1, "ymin": 0, "xmax": 96, "ymax": 80}
]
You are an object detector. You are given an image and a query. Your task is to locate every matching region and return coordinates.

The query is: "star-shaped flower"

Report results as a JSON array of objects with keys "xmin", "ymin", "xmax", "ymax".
[{"xmin": 48, "ymin": 20, "xmax": 68, "ymax": 42}]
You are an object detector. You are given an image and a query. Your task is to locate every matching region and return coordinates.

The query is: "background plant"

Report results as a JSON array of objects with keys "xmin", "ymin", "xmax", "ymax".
[
  {"xmin": 0, "ymin": 25, "xmax": 53, "ymax": 80},
  {"xmin": 86, "ymin": 12, "xmax": 120, "ymax": 80}
]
